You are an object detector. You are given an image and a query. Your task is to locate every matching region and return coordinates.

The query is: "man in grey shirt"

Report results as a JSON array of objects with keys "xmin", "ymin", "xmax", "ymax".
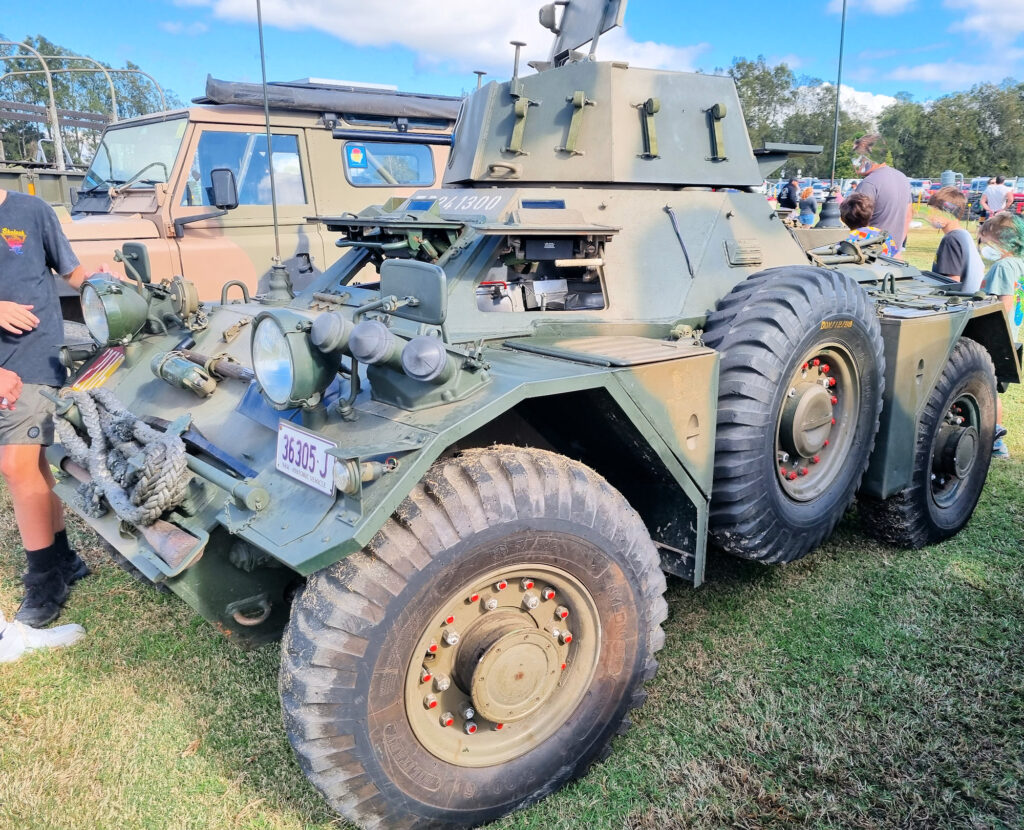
[
  {"xmin": 981, "ymin": 176, "xmax": 1012, "ymax": 217},
  {"xmin": 851, "ymin": 134, "xmax": 912, "ymax": 255}
]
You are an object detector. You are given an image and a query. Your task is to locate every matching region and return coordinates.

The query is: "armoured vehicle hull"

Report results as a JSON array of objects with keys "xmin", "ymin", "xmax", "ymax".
[{"xmin": 50, "ymin": 3, "xmax": 1020, "ymax": 827}]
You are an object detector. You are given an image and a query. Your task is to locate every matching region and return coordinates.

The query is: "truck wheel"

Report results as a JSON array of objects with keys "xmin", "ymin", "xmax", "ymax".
[
  {"xmin": 279, "ymin": 446, "xmax": 667, "ymax": 829},
  {"xmin": 859, "ymin": 337, "xmax": 996, "ymax": 547},
  {"xmin": 703, "ymin": 267, "xmax": 885, "ymax": 563}
]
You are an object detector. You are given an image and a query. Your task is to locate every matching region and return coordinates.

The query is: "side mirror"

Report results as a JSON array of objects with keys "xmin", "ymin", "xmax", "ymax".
[
  {"xmin": 119, "ymin": 241, "xmax": 152, "ymax": 285},
  {"xmin": 379, "ymin": 259, "xmax": 447, "ymax": 326},
  {"xmin": 210, "ymin": 168, "xmax": 238, "ymax": 210}
]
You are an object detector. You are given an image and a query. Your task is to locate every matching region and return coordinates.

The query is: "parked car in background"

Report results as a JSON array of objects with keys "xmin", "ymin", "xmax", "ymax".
[{"xmin": 909, "ymin": 179, "xmax": 932, "ymax": 200}]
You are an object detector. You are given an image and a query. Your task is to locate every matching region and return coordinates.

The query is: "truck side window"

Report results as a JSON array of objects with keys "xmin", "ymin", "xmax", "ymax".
[
  {"xmin": 342, "ymin": 141, "xmax": 435, "ymax": 187},
  {"xmin": 477, "ymin": 236, "xmax": 607, "ymax": 313},
  {"xmin": 182, "ymin": 132, "xmax": 306, "ymax": 206}
]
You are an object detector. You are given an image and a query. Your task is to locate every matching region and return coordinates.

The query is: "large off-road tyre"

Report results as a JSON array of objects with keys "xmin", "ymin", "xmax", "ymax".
[
  {"xmin": 703, "ymin": 266, "xmax": 885, "ymax": 563},
  {"xmin": 859, "ymin": 337, "xmax": 996, "ymax": 547},
  {"xmin": 279, "ymin": 446, "xmax": 668, "ymax": 829}
]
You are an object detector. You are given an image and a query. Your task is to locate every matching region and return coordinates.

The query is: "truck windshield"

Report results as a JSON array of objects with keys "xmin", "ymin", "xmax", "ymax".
[{"xmin": 83, "ymin": 117, "xmax": 187, "ymax": 190}]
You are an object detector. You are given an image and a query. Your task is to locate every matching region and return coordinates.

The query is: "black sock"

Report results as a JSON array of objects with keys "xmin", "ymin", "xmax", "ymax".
[
  {"xmin": 25, "ymin": 542, "xmax": 60, "ymax": 575},
  {"xmin": 54, "ymin": 529, "xmax": 75, "ymax": 564}
]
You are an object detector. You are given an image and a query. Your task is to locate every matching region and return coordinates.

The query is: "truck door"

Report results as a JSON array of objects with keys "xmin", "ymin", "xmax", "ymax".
[{"xmin": 170, "ymin": 126, "xmax": 325, "ymax": 300}]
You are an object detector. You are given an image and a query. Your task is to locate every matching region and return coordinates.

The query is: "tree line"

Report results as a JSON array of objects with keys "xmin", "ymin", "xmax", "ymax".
[
  {"xmin": 0, "ymin": 34, "xmax": 181, "ymax": 167},
  {"xmin": 725, "ymin": 56, "xmax": 1024, "ymax": 180}
]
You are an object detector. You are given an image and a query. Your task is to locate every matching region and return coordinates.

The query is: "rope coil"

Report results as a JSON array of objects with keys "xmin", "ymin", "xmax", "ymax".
[{"xmin": 53, "ymin": 388, "xmax": 189, "ymax": 526}]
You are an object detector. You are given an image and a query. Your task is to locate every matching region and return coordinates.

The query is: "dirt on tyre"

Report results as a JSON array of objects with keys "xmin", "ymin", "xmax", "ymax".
[
  {"xmin": 279, "ymin": 445, "xmax": 668, "ymax": 829},
  {"xmin": 860, "ymin": 337, "xmax": 996, "ymax": 547},
  {"xmin": 703, "ymin": 266, "xmax": 885, "ymax": 563}
]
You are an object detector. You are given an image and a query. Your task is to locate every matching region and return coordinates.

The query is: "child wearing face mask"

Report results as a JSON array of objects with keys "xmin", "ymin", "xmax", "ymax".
[
  {"xmin": 927, "ymin": 187, "xmax": 984, "ymax": 293},
  {"xmin": 977, "ymin": 213, "xmax": 1024, "ymax": 459}
]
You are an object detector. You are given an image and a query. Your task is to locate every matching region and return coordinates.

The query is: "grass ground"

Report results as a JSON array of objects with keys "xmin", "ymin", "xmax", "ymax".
[{"xmin": 1, "ymin": 227, "xmax": 1021, "ymax": 829}]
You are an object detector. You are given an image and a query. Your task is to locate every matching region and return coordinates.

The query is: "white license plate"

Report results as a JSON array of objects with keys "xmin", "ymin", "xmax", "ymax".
[{"xmin": 276, "ymin": 421, "xmax": 337, "ymax": 496}]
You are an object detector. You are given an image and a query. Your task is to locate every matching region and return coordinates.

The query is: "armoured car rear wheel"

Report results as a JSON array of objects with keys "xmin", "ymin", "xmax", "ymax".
[
  {"xmin": 859, "ymin": 337, "xmax": 996, "ymax": 547},
  {"xmin": 703, "ymin": 267, "xmax": 885, "ymax": 563},
  {"xmin": 279, "ymin": 445, "xmax": 667, "ymax": 829}
]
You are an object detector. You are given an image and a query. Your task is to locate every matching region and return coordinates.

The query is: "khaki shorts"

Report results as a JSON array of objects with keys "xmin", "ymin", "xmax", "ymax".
[{"xmin": 0, "ymin": 384, "xmax": 57, "ymax": 446}]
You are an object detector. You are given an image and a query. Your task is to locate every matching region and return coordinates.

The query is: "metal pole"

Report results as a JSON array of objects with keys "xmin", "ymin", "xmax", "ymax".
[
  {"xmin": 256, "ymin": 0, "xmax": 281, "ymax": 263},
  {"xmin": 39, "ymin": 55, "xmax": 117, "ymax": 121},
  {"xmin": 0, "ymin": 41, "xmax": 66, "ymax": 171},
  {"xmin": 829, "ymin": 0, "xmax": 848, "ymax": 186},
  {"xmin": 1, "ymin": 65, "xmax": 168, "ymax": 116}
]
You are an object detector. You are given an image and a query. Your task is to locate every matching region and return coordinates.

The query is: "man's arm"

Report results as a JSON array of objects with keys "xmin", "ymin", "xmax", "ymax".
[
  {"xmin": 981, "ymin": 193, "xmax": 990, "ymax": 213},
  {"xmin": 1004, "ymin": 189, "xmax": 1014, "ymax": 211},
  {"xmin": 64, "ymin": 264, "xmax": 87, "ymax": 290}
]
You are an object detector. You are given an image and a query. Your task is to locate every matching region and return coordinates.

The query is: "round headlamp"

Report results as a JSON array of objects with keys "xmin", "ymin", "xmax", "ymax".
[
  {"xmin": 80, "ymin": 276, "xmax": 149, "ymax": 346},
  {"xmin": 251, "ymin": 311, "xmax": 337, "ymax": 409}
]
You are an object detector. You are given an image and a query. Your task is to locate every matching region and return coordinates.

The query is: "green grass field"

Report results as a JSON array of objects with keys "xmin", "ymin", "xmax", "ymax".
[{"xmin": 1, "ymin": 228, "xmax": 1022, "ymax": 829}]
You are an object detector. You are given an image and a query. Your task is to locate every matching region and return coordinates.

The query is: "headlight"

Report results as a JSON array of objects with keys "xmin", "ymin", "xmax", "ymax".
[
  {"xmin": 80, "ymin": 277, "xmax": 149, "ymax": 346},
  {"xmin": 251, "ymin": 312, "xmax": 337, "ymax": 409}
]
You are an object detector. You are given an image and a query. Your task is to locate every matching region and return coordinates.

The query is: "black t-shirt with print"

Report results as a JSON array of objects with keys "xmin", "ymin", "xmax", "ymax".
[{"xmin": 0, "ymin": 191, "xmax": 79, "ymax": 386}]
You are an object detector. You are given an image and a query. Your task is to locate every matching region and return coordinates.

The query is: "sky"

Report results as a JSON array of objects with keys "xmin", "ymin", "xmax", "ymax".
[{"xmin": 3, "ymin": 0, "xmax": 1024, "ymax": 119}]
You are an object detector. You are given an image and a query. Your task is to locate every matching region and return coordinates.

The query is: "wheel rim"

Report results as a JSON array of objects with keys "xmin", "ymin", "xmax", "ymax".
[
  {"xmin": 930, "ymin": 393, "xmax": 981, "ymax": 508},
  {"xmin": 775, "ymin": 344, "xmax": 861, "ymax": 502},
  {"xmin": 404, "ymin": 563, "xmax": 600, "ymax": 767}
]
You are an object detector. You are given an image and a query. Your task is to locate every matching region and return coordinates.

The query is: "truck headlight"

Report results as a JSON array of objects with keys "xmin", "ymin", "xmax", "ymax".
[
  {"xmin": 251, "ymin": 312, "xmax": 337, "ymax": 409},
  {"xmin": 80, "ymin": 277, "xmax": 149, "ymax": 346}
]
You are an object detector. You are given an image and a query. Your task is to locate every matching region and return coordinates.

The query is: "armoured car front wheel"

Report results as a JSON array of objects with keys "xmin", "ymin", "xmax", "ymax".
[
  {"xmin": 279, "ymin": 445, "xmax": 667, "ymax": 829},
  {"xmin": 703, "ymin": 267, "xmax": 885, "ymax": 563},
  {"xmin": 859, "ymin": 337, "xmax": 996, "ymax": 547}
]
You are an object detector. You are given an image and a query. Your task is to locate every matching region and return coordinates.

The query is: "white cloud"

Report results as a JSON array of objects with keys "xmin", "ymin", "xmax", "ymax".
[
  {"xmin": 159, "ymin": 20, "xmax": 208, "ymax": 36},
  {"xmin": 888, "ymin": 49, "xmax": 1024, "ymax": 88},
  {"xmin": 805, "ymin": 83, "xmax": 897, "ymax": 117},
  {"xmin": 186, "ymin": 0, "xmax": 706, "ymax": 76},
  {"xmin": 946, "ymin": 0, "xmax": 1024, "ymax": 44},
  {"xmin": 827, "ymin": 0, "xmax": 916, "ymax": 15}
]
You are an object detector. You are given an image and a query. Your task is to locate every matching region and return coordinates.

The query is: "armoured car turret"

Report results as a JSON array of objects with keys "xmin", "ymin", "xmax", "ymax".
[{"xmin": 51, "ymin": 2, "xmax": 1020, "ymax": 827}]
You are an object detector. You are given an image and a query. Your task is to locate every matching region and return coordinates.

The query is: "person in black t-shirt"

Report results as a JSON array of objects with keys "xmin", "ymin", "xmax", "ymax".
[
  {"xmin": 0, "ymin": 189, "xmax": 90, "ymax": 626},
  {"xmin": 777, "ymin": 178, "xmax": 799, "ymax": 210}
]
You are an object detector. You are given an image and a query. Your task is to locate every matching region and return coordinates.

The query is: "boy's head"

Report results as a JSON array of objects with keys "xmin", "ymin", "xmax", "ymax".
[
  {"xmin": 925, "ymin": 186, "xmax": 966, "ymax": 227},
  {"xmin": 840, "ymin": 192, "xmax": 874, "ymax": 230},
  {"xmin": 979, "ymin": 212, "xmax": 1024, "ymax": 257}
]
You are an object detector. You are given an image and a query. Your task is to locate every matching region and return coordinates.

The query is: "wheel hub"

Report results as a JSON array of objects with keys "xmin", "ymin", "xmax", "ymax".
[
  {"xmin": 780, "ymin": 382, "xmax": 834, "ymax": 457},
  {"xmin": 775, "ymin": 352, "xmax": 858, "ymax": 502},
  {"xmin": 403, "ymin": 564, "xmax": 600, "ymax": 767},
  {"xmin": 462, "ymin": 626, "xmax": 562, "ymax": 723},
  {"xmin": 937, "ymin": 424, "xmax": 979, "ymax": 478}
]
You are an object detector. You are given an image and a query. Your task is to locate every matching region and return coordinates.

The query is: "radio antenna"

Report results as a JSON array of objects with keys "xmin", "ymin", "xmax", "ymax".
[{"xmin": 256, "ymin": 0, "xmax": 293, "ymax": 301}]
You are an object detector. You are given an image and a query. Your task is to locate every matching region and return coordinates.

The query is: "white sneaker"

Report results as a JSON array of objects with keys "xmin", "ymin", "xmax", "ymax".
[{"xmin": 0, "ymin": 608, "xmax": 86, "ymax": 663}]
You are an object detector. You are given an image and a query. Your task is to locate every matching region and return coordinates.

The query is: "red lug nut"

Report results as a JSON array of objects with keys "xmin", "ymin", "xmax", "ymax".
[
  {"xmin": 541, "ymin": 587, "xmax": 556, "ymax": 601},
  {"xmin": 439, "ymin": 712, "xmax": 454, "ymax": 727},
  {"xmin": 822, "ymin": 364, "xmax": 830, "ymax": 373},
  {"xmin": 424, "ymin": 695, "xmax": 438, "ymax": 710},
  {"xmin": 799, "ymin": 467, "xmax": 809, "ymax": 476},
  {"xmin": 444, "ymin": 614, "xmax": 455, "ymax": 625},
  {"xmin": 824, "ymin": 439, "xmax": 830, "ymax": 447},
  {"xmin": 830, "ymin": 396, "xmax": 838, "ymax": 405},
  {"xmin": 420, "ymin": 667, "xmax": 432, "ymax": 683},
  {"xmin": 467, "ymin": 592, "xmax": 480, "ymax": 603},
  {"xmin": 812, "ymin": 455, "xmax": 820, "ymax": 464},
  {"xmin": 812, "ymin": 358, "xmax": 820, "ymax": 366},
  {"xmin": 788, "ymin": 472, "xmax": 798, "ymax": 481},
  {"xmin": 521, "ymin": 578, "xmax": 535, "ymax": 590},
  {"xmin": 495, "ymin": 579, "xmax": 508, "ymax": 591},
  {"xmin": 829, "ymin": 377, "xmax": 837, "ymax": 387},
  {"xmin": 427, "ymin": 641, "xmax": 438, "ymax": 654},
  {"xmin": 831, "ymin": 418, "xmax": 836, "ymax": 425},
  {"xmin": 494, "ymin": 723, "xmax": 505, "ymax": 730},
  {"xmin": 555, "ymin": 606, "xmax": 569, "ymax": 620}
]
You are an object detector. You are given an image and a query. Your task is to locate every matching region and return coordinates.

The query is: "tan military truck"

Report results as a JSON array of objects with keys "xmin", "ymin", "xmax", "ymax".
[{"xmin": 63, "ymin": 77, "xmax": 459, "ymax": 311}]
